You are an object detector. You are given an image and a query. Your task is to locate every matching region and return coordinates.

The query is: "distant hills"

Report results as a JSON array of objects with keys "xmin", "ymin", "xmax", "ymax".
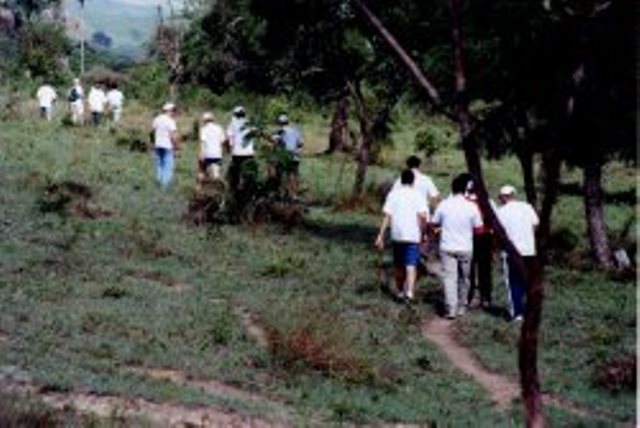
[{"xmin": 63, "ymin": 0, "xmax": 183, "ymax": 59}]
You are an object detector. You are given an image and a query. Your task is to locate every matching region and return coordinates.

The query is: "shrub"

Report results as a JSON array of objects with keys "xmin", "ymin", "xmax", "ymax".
[
  {"xmin": 115, "ymin": 128, "xmax": 149, "ymax": 153},
  {"xmin": 414, "ymin": 125, "xmax": 451, "ymax": 160},
  {"xmin": 593, "ymin": 353, "xmax": 636, "ymax": 393}
]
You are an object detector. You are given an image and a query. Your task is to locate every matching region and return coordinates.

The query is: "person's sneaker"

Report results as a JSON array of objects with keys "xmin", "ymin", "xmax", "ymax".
[
  {"xmin": 512, "ymin": 315, "xmax": 524, "ymax": 322},
  {"xmin": 406, "ymin": 290, "xmax": 415, "ymax": 302},
  {"xmin": 445, "ymin": 313, "xmax": 456, "ymax": 320},
  {"xmin": 456, "ymin": 306, "xmax": 467, "ymax": 317}
]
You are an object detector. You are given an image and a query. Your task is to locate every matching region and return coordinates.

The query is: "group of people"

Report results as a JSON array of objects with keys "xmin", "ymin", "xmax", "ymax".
[
  {"xmin": 151, "ymin": 103, "xmax": 304, "ymax": 190},
  {"xmin": 36, "ymin": 78, "xmax": 125, "ymax": 125},
  {"xmin": 376, "ymin": 156, "xmax": 539, "ymax": 322}
]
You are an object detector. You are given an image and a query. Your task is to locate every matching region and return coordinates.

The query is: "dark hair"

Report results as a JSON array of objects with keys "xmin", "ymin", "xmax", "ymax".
[
  {"xmin": 458, "ymin": 172, "xmax": 474, "ymax": 192},
  {"xmin": 451, "ymin": 173, "xmax": 470, "ymax": 194},
  {"xmin": 406, "ymin": 155, "xmax": 421, "ymax": 169},
  {"xmin": 400, "ymin": 169, "xmax": 415, "ymax": 185}
]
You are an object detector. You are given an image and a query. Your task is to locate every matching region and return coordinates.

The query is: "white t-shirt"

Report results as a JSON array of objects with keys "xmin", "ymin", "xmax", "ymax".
[
  {"xmin": 383, "ymin": 186, "xmax": 429, "ymax": 243},
  {"xmin": 497, "ymin": 200, "xmax": 539, "ymax": 256},
  {"xmin": 200, "ymin": 122, "xmax": 226, "ymax": 159},
  {"xmin": 226, "ymin": 117, "xmax": 255, "ymax": 157},
  {"xmin": 88, "ymin": 88, "xmax": 107, "ymax": 112},
  {"xmin": 392, "ymin": 169, "xmax": 440, "ymax": 204},
  {"xmin": 432, "ymin": 194, "xmax": 483, "ymax": 253},
  {"xmin": 152, "ymin": 113, "xmax": 177, "ymax": 150},
  {"xmin": 36, "ymin": 85, "xmax": 57, "ymax": 108},
  {"xmin": 106, "ymin": 89, "xmax": 124, "ymax": 109}
]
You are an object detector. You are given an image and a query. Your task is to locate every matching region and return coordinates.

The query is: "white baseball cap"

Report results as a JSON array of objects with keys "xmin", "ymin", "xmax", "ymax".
[
  {"xmin": 162, "ymin": 102, "xmax": 176, "ymax": 112},
  {"xmin": 233, "ymin": 105, "xmax": 245, "ymax": 115},
  {"xmin": 202, "ymin": 112, "xmax": 215, "ymax": 121},
  {"xmin": 499, "ymin": 185, "xmax": 517, "ymax": 196},
  {"xmin": 277, "ymin": 114, "xmax": 289, "ymax": 125}
]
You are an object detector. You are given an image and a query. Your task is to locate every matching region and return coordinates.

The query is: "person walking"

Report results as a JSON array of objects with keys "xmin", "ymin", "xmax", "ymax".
[
  {"xmin": 88, "ymin": 84, "xmax": 107, "ymax": 126},
  {"xmin": 496, "ymin": 185, "xmax": 539, "ymax": 322},
  {"xmin": 106, "ymin": 83, "xmax": 125, "ymax": 124},
  {"xmin": 375, "ymin": 169, "xmax": 429, "ymax": 302},
  {"xmin": 465, "ymin": 177, "xmax": 496, "ymax": 309},
  {"xmin": 36, "ymin": 83, "xmax": 57, "ymax": 121},
  {"xmin": 68, "ymin": 78, "xmax": 85, "ymax": 125},
  {"xmin": 226, "ymin": 106, "xmax": 256, "ymax": 192},
  {"xmin": 152, "ymin": 103, "xmax": 179, "ymax": 188},
  {"xmin": 431, "ymin": 174, "xmax": 483, "ymax": 319},
  {"xmin": 199, "ymin": 112, "xmax": 226, "ymax": 181},
  {"xmin": 272, "ymin": 113, "xmax": 304, "ymax": 194},
  {"xmin": 392, "ymin": 155, "xmax": 440, "ymax": 211}
]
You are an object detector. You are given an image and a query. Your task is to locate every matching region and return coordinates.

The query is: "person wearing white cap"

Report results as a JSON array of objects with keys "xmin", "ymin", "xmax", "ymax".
[
  {"xmin": 199, "ymin": 112, "xmax": 226, "ymax": 181},
  {"xmin": 431, "ymin": 173, "xmax": 483, "ymax": 319},
  {"xmin": 36, "ymin": 83, "xmax": 57, "ymax": 121},
  {"xmin": 226, "ymin": 106, "xmax": 256, "ymax": 192},
  {"xmin": 496, "ymin": 184, "xmax": 539, "ymax": 321},
  {"xmin": 68, "ymin": 78, "xmax": 85, "ymax": 125},
  {"xmin": 272, "ymin": 113, "xmax": 304, "ymax": 194},
  {"xmin": 151, "ymin": 103, "xmax": 179, "ymax": 187}
]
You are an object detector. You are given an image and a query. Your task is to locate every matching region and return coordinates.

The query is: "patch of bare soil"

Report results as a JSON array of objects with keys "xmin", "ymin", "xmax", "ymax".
[
  {"xmin": 236, "ymin": 307, "xmax": 270, "ymax": 349},
  {"xmin": 0, "ymin": 369, "xmax": 287, "ymax": 427},
  {"xmin": 421, "ymin": 317, "xmax": 634, "ymax": 425},
  {"xmin": 127, "ymin": 366, "xmax": 277, "ymax": 406},
  {"xmin": 421, "ymin": 317, "xmax": 520, "ymax": 410}
]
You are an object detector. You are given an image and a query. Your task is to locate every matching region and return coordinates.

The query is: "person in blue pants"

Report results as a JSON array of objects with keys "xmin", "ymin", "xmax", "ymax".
[
  {"xmin": 152, "ymin": 103, "xmax": 179, "ymax": 187},
  {"xmin": 496, "ymin": 185, "xmax": 539, "ymax": 321}
]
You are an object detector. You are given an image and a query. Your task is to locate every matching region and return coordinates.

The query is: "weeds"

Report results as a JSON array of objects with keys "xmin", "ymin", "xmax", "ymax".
[{"xmin": 593, "ymin": 353, "xmax": 636, "ymax": 394}]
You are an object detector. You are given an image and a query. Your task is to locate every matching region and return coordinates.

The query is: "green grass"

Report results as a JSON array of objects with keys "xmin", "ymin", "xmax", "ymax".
[{"xmin": 0, "ymin": 100, "xmax": 636, "ymax": 425}]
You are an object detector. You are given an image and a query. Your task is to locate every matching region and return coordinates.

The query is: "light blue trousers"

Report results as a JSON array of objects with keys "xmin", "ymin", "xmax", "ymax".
[{"xmin": 154, "ymin": 148, "xmax": 174, "ymax": 187}]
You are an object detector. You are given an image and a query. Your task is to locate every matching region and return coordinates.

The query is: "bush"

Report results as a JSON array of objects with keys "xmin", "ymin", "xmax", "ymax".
[
  {"xmin": 115, "ymin": 128, "xmax": 149, "ymax": 153},
  {"xmin": 16, "ymin": 21, "xmax": 72, "ymax": 85},
  {"xmin": 414, "ymin": 125, "xmax": 451, "ymax": 160},
  {"xmin": 124, "ymin": 62, "xmax": 171, "ymax": 106}
]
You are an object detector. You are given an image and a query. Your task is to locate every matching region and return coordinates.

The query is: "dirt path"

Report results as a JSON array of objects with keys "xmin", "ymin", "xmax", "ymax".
[
  {"xmin": 421, "ymin": 317, "xmax": 520, "ymax": 410},
  {"xmin": 0, "ymin": 369, "xmax": 287, "ymax": 427},
  {"xmin": 421, "ymin": 316, "xmax": 634, "ymax": 425}
]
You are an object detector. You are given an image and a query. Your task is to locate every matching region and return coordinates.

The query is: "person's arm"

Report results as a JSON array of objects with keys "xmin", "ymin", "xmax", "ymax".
[{"xmin": 375, "ymin": 214, "xmax": 391, "ymax": 250}]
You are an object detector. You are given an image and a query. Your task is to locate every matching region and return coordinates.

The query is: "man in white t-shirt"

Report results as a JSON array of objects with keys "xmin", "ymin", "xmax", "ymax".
[
  {"xmin": 68, "ymin": 78, "xmax": 85, "ymax": 125},
  {"xmin": 392, "ymin": 155, "xmax": 440, "ymax": 211},
  {"xmin": 88, "ymin": 84, "xmax": 107, "ymax": 126},
  {"xmin": 376, "ymin": 169, "xmax": 429, "ymax": 302},
  {"xmin": 226, "ymin": 106, "xmax": 257, "ymax": 192},
  {"xmin": 106, "ymin": 83, "xmax": 125, "ymax": 123},
  {"xmin": 431, "ymin": 174, "xmax": 483, "ymax": 319},
  {"xmin": 496, "ymin": 185, "xmax": 539, "ymax": 321},
  {"xmin": 199, "ymin": 112, "xmax": 226, "ymax": 181},
  {"xmin": 36, "ymin": 84, "xmax": 57, "ymax": 121},
  {"xmin": 152, "ymin": 103, "xmax": 179, "ymax": 187}
]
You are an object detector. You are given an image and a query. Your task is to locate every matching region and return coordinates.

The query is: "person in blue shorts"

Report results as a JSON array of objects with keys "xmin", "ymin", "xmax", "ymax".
[{"xmin": 375, "ymin": 169, "xmax": 429, "ymax": 301}]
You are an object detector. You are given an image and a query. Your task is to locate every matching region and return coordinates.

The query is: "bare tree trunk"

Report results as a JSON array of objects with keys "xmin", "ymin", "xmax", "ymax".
[
  {"xmin": 583, "ymin": 161, "xmax": 613, "ymax": 269},
  {"xmin": 351, "ymin": 82, "xmax": 373, "ymax": 197},
  {"xmin": 354, "ymin": 4, "xmax": 547, "ymax": 423},
  {"xmin": 538, "ymin": 150, "xmax": 562, "ymax": 247},
  {"xmin": 448, "ymin": 1, "xmax": 545, "ymax": 426},
  {"xmin": 517, "ymin": 148, "xmax": 538, "ymax": 206},
  {"xmin": 327, "ymin": 90, "xmax": 350, "ymax": 154}
]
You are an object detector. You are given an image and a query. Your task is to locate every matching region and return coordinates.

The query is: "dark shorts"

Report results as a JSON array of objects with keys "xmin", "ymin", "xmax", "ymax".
[
  {"xmin": 201, "ymin": 158, "xmax": 222, "ymax": 167},
  {"xmin": 393, "ymin": 242, "xmax": 421, "ymax": 267}
]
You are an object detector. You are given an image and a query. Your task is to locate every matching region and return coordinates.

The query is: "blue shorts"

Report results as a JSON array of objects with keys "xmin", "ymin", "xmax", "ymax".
[{"xmin": 393, "ymin": 242, "xmax": 421, "ymax": 267}]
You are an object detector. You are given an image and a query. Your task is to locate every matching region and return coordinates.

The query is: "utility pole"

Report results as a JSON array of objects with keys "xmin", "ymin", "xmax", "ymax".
[{"xmin": 79, "ymin": 0, "xmax": 86, "ymax": 76}]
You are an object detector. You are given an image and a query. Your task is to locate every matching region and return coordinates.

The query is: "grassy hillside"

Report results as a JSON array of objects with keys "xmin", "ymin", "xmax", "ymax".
[{"xmin": 0, "ymin": 95, "xmax": 635, "ymax": 425}]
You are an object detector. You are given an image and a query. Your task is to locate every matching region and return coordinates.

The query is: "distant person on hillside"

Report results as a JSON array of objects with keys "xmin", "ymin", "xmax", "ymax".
[
  {"xmin": 36, "ymin": 83, "xmax": 57, "ymax": 121},
  {"xmin": 392, "ymin": 155, "xmax": 440, "ymax": 211},
  {"xmin": 68, "ymin": 78, "xmax": 85, "ymax": 125},
  {"xmin": 496, "ymin": 185, "xmax": 539, "ymax": 322},
  {"xmin": 226, "ymin": 106, "xmax": 257, "ymax": 192},
  {"xmin": 88, "ymin": 84, "xmax": 107, "ymax": 126},
  {"xmin": 464, "ymin": 175, "xmax": 496, "ymax": 309},
  {"xmin": 199, "ymin": 112, "xmax": 226, "ymax": 181},
  {"xmin": 152, "ymin": 103, "xmax": 179, "ymax": 188},
  {"xmin": 431, "ymin": 174, "xmax": 483, "ymax": 319},
  {"xmin": 106, "ymin": 83, "xmax": 125, "ymax": 124},
  {"xmin": 272, "ymin": 114, "xmax": 304, "ymax": 194},
  {"xmin": 375, "ymin": 169, "xmax": 429, "ymax": 302}
]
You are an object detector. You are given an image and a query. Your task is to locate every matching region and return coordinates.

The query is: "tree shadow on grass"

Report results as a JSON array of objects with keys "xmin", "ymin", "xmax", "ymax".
[
  {"xmin": 559, "ymin": 182, "xmax": 636, "ymax": 205},
  {"xmin": 301, "ymin": 218, "xmax": 377, "ymax": 247}
]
